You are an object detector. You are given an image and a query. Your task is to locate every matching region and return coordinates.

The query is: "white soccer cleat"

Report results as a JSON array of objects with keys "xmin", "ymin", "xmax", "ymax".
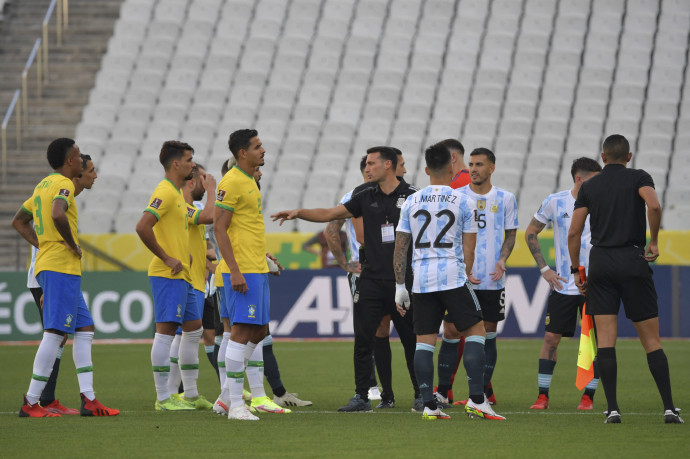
[
  {"xmin": 368, "ymin": 386, "xmax": 382, "ymax": 401},
  {"xmin": 422, "ymin": 406, "xmax": 451, "ymax": 420},
  {"xmin": 227, "ymin": 405, "xmax": 259, "ymax": 421},
  {"xmin": 465, "ymin": 397, "xmax": 506, "ymax": 421},
  {"xmin": 213, "ymin": 397, "xmax": 228, "ymax": 416},
  {"xmin": 274, "ymin": 392, "xmax": 312, "ymax": 407}
]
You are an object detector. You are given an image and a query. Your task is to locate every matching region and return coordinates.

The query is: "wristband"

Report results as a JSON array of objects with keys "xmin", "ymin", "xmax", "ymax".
[{"xmin": 540, "ymin": 266, "xmax": 550, "ymax": 274}]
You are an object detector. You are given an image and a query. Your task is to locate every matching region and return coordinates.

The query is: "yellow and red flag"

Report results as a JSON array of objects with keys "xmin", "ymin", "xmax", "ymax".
[{"xmin": 576, "ymin": 266, "xmax": 597, "ymax": 390}]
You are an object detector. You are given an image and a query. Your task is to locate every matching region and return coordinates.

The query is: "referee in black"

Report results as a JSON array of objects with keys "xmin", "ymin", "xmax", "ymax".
[
  {"xmin": 568, "ymin": 134, "xmax": 682, "ymax": 424},
  {"xmin": 270, "ymin": 146, "xmax": 420, "ymax": 412}
]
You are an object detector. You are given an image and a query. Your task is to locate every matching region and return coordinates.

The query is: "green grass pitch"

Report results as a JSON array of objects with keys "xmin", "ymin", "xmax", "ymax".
[{"xmin": 0, "ymin": 339, "xmax": 687, "ymax": 458}]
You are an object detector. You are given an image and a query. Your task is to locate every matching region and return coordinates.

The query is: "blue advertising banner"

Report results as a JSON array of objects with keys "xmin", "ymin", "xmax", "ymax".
[{"xmin": 0, "ymin": 267, "xmax": 686, "ymax": 341}]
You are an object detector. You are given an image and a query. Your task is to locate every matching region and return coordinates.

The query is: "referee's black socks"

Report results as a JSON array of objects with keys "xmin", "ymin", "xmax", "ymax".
[
  {"xmin": 646, "ymin": 349, "xmax": 676, "ymax": 412},
  {"xmin": 597, "ymin": 347, "xmax": 619, "ymax": 413}
]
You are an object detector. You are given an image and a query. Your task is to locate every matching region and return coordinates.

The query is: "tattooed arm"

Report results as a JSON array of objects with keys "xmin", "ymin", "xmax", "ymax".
[
  {"xmin": 525, "ymin": 218, "xmax": 567, "ymax": 290},
  {"xmin": 490, "ymin": 228, "xmax": 517, "ymax": 281},
  {"xmin": 324, "ymin": 219, "xmax": 361, "ymax": 273},
  {"xmin": 393, "ymin": 232, "xmax": 411, "ymax": 285}
]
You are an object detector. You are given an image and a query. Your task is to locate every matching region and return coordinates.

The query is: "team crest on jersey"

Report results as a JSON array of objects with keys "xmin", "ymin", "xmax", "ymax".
[
  {"xmin": 176, "ymin": 305, "xmax": 182, "ymax": 318},
  {"xmin": 59, "ymin": 188, "xmax": 70, "ymax": 197},
  {"xmin": 477, "ymin": 199, "xmax": 486, "ymax": 211},
  {"xmin": 150, "ymin": 198, "xmax": 162, "ymax": 209},
  {"xmin": 64, "ymin": 314, "xmax": 73, "ymax": 328},
  {"xmin": 248, "ymin": 305, "xmax": 256, "ymax": 319},
  {"xmin": 396, "ymin": 197, "xmax": 406, "ymax": 208},
  {"xmin": 216, "ymin": 190, "xmax": 226, "ymax": 201},
  {"xmin": 490, "ymin": 204, "xmax": 498, "ymax": 213},
  {"xmin": 187, "ymin": 206, "xmax": 195, "ymax": 218}
]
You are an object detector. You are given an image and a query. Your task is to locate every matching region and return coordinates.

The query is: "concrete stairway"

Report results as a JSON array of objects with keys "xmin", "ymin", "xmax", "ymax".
[{"xmin": 0, "ymin": 0, "xmax": 124, "ymax": 270}]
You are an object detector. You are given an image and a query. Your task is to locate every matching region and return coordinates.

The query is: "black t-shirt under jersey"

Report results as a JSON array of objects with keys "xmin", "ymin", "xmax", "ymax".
[
  {"xmin": 344, "ymin": 179, "xmax": 416, "ymax": 284},
  {"xmin": 574, "ymin": 164, "xmax": 654, "ymax": 248}
]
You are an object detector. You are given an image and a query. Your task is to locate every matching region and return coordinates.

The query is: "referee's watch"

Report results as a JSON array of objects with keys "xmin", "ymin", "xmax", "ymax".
[{"xmin": 570, "ymin": 266, "xmax": 580, "ymax": 274}]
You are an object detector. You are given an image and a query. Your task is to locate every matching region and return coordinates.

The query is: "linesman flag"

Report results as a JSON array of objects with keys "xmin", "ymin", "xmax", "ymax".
[{"xmin": 576, "ymin": 266, "xmax": 597, "ymax": 390}]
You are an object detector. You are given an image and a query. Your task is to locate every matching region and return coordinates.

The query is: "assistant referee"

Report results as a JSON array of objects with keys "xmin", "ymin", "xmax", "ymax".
[{"xmin": 567, "ymin": 134, "xmax": 682, "ymax": 424}]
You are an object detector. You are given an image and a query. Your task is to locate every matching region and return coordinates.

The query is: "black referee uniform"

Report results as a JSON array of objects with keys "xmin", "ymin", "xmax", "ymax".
[
  {"xmin": 574, "ymin": 157, "xmax": 680, "ymax": 422},
  {"xmin": 344, "ymin": 178, "xmax": 419, "ymax": 403}
]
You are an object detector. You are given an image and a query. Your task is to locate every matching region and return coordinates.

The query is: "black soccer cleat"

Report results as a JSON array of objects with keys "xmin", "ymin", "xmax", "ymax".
[
  {"xmin": 604, "ymin": 410, "xmax": 621, "ymax": 424},
  {"xmin": 664, "ymin": 410, "xmax": 684, "ymax": 424}
]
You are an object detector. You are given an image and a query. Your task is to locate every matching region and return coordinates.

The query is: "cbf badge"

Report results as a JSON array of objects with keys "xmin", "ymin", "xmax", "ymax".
[
  {"xmin": 248, "ymin": 305, "xmax": 256, "ymax": 319},
  {"xmin": 64, "ymin": 314, "xmax": 73, "ymax": 328},
  {"xmin": 477, "ymin": 199, "xmax": 486, "ymax": 211},
  {"xmin": 176, "ymin": 305, "xmax": 182, "ymax": 318}
]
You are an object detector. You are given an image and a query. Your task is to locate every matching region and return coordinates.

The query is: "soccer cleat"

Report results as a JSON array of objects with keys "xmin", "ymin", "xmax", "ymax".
[
  {"xmin": 242, "ymin": 389, "xmax": 252, "ymax": 402},
  {"xmin": 337, "ymin": 394, "xmax": 372, "ymax": 412},
  {"xmin": 273, "ymin": 392, "xmax": 312, "ymax": 407},
  {"xmin": 155, "ymin": 396, "xmax": 195, "ymax": 411},
  {"xmin": 604, "ymin": 410, "xmax": 622, "ymax": 424},
  {"xmin": 422, "ymin": 406, "xmax": 451, "ymax": 420},
  {"xmin": 250, "ymin": 396, "xmax": 291, "ymax": 413},
  {"xmin": 368, "ymin": 386, "xmax": 382, "ymax": 401},
  {"xmin": 664, "ymin": 410, "xmax": 684, "ymax": 424},
  {"xmin": 465, "ymin": 398, "xmax": 506, "ymax": 421},
  {"xmin": 227, "ymin": 405, "xmax": 259, "ymax": 421},
  {"xmin": 80, "ymin": 394, "xmax": 120, "ymax": 416},
  {"xmin": 434, "ymin": 392, "xmax": 453, "ymax": 410},
  {"xmin": 411, "ymin": 397, "xmax": 424, "ymax": 413},
  {"xmin": 42, "ymin": 399, "xmax": 79, "ymax": 415},
  {"xmin": 577, "ymin": 394, "xmax": 593, "ymax": 410},
  {"xmin": 530, "ymin": 394, "xmax": 549, "ymax": 410},
  {"xmin": 375, "ymin": 399, "xmax": 395, "ymax": 409},
  {"xmin": 213, "ymin": 397, "xmax": 228, "ymax": 416},
  {"xmin": 19, "ymin": 396, "xmax": 60, "ymax": 417},
  {"xmin": 183, "ymin": 394, "xmax": 214, "ymax": 410},
  {"xmin": 433, "ymin": 386, "xmax": 454, "ymax": 404}
]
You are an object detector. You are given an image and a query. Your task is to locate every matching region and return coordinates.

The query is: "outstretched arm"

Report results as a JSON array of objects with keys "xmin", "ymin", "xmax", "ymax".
[{"xmin": 271, "ymin": 205, "xmax": 352, "ymax": 225}]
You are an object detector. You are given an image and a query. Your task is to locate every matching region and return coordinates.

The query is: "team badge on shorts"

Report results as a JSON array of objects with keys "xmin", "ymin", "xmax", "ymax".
[
  {"xmin": 150, "ymin": 198, "xmax": 162, "ymax": 209},
  {"xmin": 248, "ymin": 305, "xmax": 256, "ymax": 319},
  {"xmin": 176, "ymin": 305, "xmax": 182, "ymax": 318},
  {"xmin": 59, "ymin": 188, "xmax": 70, "ymax": 197},
  {"xmin": 216, "ymin": 190, "xmax": 226, "ymax": 201},
  {"xmin": 64, "ymin": 314, "xmax": 73, "ymax": 328},
  {"xmin": 477, "ymin": 199, "xmax": 486, "ymax": 211},
  {"xmin": 545, "ymin": 314, "xmax": 551, "ymax": 326}
]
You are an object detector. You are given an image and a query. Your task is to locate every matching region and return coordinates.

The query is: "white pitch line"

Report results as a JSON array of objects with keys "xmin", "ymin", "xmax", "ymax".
[{"xmin": 0, "ymin": 410, "xmax": 666, "ymax": 416}]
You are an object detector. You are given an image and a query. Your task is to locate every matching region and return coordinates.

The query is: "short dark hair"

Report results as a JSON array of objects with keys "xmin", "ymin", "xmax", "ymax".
[
  {"xmin": 47, "ymin": 138, "xmax": 76, "ymax": 169},
  {"xmin": 359, "ymin": 154, "xmax": 368, "ymax": 172},
  {"xmin": 602, "ymin": 134, "xmax": 630, "ymax": 162},
  {"xmin": 80, "ymin": 153, "xmax": 92, "ymax": 170},
  {"xmin": 366, "ymin": 146, "xmax": 398, "ymax": 170},
  {"xmin": 390, "ymin": 147, "xmax": 403, "ymax": 157},
  {"xmin": 425, "ymin": 142, "xmax": 452, "ymax": 172},
  {"xmin": 228, "ymin": 129, "xmax": 258, "ymax": 158},
  {"xmin": 160, "ymin": 141, "xmax": 193, "ymax": 170},
  {"xmin": 439, "ymin": 138, "xmax": 464, "ymax": 155},
  {"xmin": 470, "ymin": 147, "xmax": 495, "ymax": 164},
  {"xmin": 570, "ymin": 157, "xmax": 602, "ymax": 180}
]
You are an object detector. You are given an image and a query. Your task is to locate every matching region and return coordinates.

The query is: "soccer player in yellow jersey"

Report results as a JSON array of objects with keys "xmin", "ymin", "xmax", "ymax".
[
  {"xmin": 166, "ymin": 164, "xmax": 216, "ymax": 399},
  {"xmin": 214, "ymin": 129, "xmax": 287, "ymax": 420},
  {"xmin": 136, "ymin": 141, "xmax": 211, "ymax": 411},
  {"xmin": 11, "ymin": 138, "xmax": 118, "ymax": 417}
]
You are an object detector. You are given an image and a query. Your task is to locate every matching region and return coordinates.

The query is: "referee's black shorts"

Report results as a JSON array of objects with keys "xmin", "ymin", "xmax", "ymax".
[{"xmin": 587, "ymin": 245, "xmax": 658, "ymax": 322}]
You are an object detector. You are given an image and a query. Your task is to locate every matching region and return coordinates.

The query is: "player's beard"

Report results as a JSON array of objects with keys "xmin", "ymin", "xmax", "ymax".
[
  {"xmin": 192, "ymin": 189, "xmax": 205, "ymax": 201},
  {"xmin": 185, "ymin": 172, "xmax": 194, "ymax": 181}
]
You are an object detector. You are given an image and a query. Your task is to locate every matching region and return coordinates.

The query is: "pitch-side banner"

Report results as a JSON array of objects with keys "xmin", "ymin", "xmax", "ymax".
[{"xmin": 0, "ymin": 268, "xmax": 686, "ymax": 341}]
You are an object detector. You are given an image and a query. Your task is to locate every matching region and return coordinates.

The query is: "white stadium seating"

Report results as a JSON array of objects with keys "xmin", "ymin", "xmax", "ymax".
[{"xmin": 75, "ymin": 0, "xmax": 690, "ymax": 233}]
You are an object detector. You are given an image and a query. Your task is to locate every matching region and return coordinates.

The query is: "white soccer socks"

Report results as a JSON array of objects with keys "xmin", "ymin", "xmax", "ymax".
[
  {"xmin": 26, "ymin": 332, "xmax": 63, "ymax": 405},
  {"xmin": 225, "ymin": 341, "xmax": 247, "ymax": 409},
  {"xmin": 152, "ymin": 333, "xmax": 174, "ymax": 401},
  {"xmin": 73, "ymin": 331, "xmax": 95, "ymax": 401},
  {"xmin": 218, "ymin": 332, "xmax": 230, "ymax": 399},
  {"xmin": 179, "ymin": 327, "xmax": 203, "ymax": 398},
  {"xmin": 167, "ymin": 334, "xmax": 182, "ymax": 396},
  {"xmin": 246, "ymin": 341, "xmax": 267, "ymax": 399}
]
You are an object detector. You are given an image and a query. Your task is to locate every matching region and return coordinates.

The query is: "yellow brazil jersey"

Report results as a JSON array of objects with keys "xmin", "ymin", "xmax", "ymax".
[
  {"xmin": 186, "ymin": 202, "xmax": 206, "ymax": 292},
  {"xmin": 215, "ymin": 166, "xmax": 268, "ymax": 274},
  {"xmin": 144, "ymin": 179, "xmax": 191, "ymax": 282},
  {"xmin": 21, "ymin": 173, "xmax": 81, "ymax": 276},
  {"xmin": 214, "ymin": 260, "xmax": 225, "ymax": 288}
]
